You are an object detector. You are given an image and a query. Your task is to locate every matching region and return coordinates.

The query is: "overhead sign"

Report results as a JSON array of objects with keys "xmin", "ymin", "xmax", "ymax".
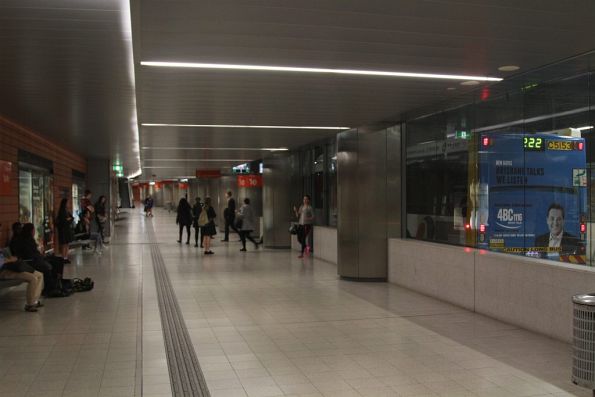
[
  {"xmin": 0, "ymin": 161, "xmax": 12, "ymax": 196},
  {"xmin": 238, "ymin": 175, "xmax": 263, "ymax": 188},
  {"xmin": 196, "ymin": 169, "xmax": 221, "ymax": 178}
]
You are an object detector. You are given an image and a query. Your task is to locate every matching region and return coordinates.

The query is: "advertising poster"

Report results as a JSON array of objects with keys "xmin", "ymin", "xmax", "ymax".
[
  {"xmin": 0, "ymin": 160, "xmax": 12, "ymax": 196},
  {"xmin": 478, "ymin": 133, "xmax": 587, "ymax": 262}
]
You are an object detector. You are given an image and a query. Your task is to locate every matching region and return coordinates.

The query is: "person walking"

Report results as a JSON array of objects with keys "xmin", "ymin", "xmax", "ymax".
[
  {"xmin": 222, "ymin": 191, "xmax": 240, "ymax": 241},
  {"xmin": 293, "ymin": 195, "xmax": 314, "ymax": 258},
  {"xmin": 94, "ymin": 195, "xmax": 108, "ymax": 243},
  {"xmin": 144, "ymin": 195, "xmax": 154, "ymax": 217},
  {"xmin": 176, "ymin": 198, "xmax": 193, "ymax": 244},
  {"xmin": 237, "ymin": 198, "xmax": 260, "ymax": 251},
  {"xmin": 199, "ymin": 197, "xmax": 217, "ymax": 254},
  {"xmin": 56, "ymin": 198, "xmax": 74, "ymax": 263}
]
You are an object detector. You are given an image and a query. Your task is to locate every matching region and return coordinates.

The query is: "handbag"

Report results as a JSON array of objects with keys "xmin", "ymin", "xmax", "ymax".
[{"xmin": 289, "ymin": 222, "xmax": 299, "ymax": 235}]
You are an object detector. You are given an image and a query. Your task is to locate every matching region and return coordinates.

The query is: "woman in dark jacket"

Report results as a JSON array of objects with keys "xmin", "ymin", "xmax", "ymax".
[
  {"xmin": 200, "ymin": 197, "xmax": 217, "ymax": 255},
  {"xmin": 56, "ymin": 198, "xmax": 74, "ymax": 262},
  {"xmin": 176, "ymin": 198, "xmax": 193, "ymax": 244},
  {"xmin": 94, "ymin": 195, "xmax": 107, "ymax": 242},
  {"xmin": 192, "ymin": 197, "xmax": 202, "ymax": 248},
  {"xmin": 14, "ymin": 223, "xmax": 62, "ymax": 296}
]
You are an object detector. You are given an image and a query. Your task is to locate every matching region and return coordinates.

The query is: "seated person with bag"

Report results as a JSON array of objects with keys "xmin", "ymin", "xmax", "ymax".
[
  {"xmin": 12, "ymin": 223, "xmax": 65, "ymax": 297},
  {"xmin": 0, "ymin": 248, "xmax": 44, "ymax": 312}
]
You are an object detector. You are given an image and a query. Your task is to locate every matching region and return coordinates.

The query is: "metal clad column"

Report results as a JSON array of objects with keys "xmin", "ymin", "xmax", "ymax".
[
  {"xmin": 337, "ymin": 127, "xmax": 391, "ymax": 280},
  {"xmin": 337, "ymin": 130, "xmax": 360, "ymax": 277}
]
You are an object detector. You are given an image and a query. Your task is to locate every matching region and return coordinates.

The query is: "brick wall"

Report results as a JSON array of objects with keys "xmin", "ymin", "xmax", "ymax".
[{"xmin": 0, "ymin": 115, "xmax": 87, "ymax": 245}]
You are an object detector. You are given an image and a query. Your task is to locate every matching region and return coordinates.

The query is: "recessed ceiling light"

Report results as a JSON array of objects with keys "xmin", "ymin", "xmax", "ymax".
[
  {"xmin": 141, "ymin": 61, "xmax": 502, "ymax": 82},
  {"xmin": 498, "ymin": 65, "xmax": 520, "ymax": 72},
  {"xmin": 141, "ymin": 146, "xmax": 289, "ymax": 151},
  {"xmin": 141, "ymin": 123, "xmax": 349, "ymax": 130},
  {"xmin": 576, "ymin": 126, "xmax": 594, "ymax": 131},
  {"xmin": 461, "ymin": 80, "xmax": 480, "ymax": 86}
]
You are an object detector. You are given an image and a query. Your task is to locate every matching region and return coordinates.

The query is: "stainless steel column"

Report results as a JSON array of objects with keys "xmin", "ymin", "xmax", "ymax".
[
  {"xmin": 263, "ymin": 154, "xmax": 293, "ymax": 248},
  {"xmin": 338, "ymin": 126, "xmax": 397, "ymax": 280}
]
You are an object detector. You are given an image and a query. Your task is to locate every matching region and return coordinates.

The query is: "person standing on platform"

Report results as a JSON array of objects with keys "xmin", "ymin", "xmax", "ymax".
[
  {"xmin": 192, "ymin": 197, "xmax": 203, "ymax": 248},
  {"xmin": 237, "ymin": 198, "xmax": 260, "ymax": 251},
  {"xmin": 222, "ymin": 191, "xmax": 240, "ymax": 242},
  {"xmin": 293, "ymin": 195, "xmax": 314, "ymax": 258},
  {"xmin": 94, "ymin": 195, "xmax": 108, "ymax": 243},
  {"xmin": 176, "ymin": 198, "xmax": 193, "ymax": 245},
  {"xmin": 56, "ymin": 198, "xmax": 74, "ymax": 263},
  {"xmin": 199, "ymin": 197, "xmax": 217, "ymax": 254}
]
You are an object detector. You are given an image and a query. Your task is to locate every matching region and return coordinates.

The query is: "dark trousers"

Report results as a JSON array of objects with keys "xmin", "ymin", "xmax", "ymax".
[
  {"xmin": 178, "ymin": 224, "xmax": 190, "ymax": 243},
  {"xmin": 224, "ymin": 215, "xmax": 240, "ymax": 240},
  {"xmin": 194, "ymin": 226, "xmax": 202, "ymax": 246},
  {"xmin": 239, "ymin": 230, "xmax": 259, "ymax": 249},
  {"xmin": 31, "ymin": 255, "xmax": 59, "ymax": 294},
  {"xmin": 297, "ymin": 225, "xmax": 313, "ymax": 254}
]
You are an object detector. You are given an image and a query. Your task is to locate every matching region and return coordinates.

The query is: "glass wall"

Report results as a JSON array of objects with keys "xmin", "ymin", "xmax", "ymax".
[
  {"xmin": 405, "ymin": 52, "xmax": 595, "ymax": 266},
  {"xmin": 19, "ymin": 166, "xmax": 54, "ymax": 247},
  {"xmin": 289, "ymin": 137, "xmax": 338, "ymax": 227}
]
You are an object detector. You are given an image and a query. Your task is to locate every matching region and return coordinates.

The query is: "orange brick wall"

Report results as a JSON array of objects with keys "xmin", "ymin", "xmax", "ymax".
[{"xmin": 0, "ymin": 115, "xmax": 87, "ymax": 246}]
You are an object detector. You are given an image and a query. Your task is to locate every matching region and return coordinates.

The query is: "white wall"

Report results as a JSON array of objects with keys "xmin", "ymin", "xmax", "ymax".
[
  {"xmin": 388, "ymin": 238, "xmax": 595, "ymax": 342},
  {"xmin": 291, "ymin": 226, "xmax": 337, "ymax": 265},
  {"xmin": 313, "ymin": 226, "xmax": 337, "ymax": 264}
]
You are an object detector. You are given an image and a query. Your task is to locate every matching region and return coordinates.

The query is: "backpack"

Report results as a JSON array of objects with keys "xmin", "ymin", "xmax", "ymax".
[
  {"xmin": 198, "ymin": 207, "xmax": 209, "ymax": 227},
  {"xmin": 72, "ymin": 277, "xmax": 94, "ymax": 292}
]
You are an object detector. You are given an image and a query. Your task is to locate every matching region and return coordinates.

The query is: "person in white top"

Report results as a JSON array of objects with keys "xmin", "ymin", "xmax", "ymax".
[{"xmin": 293, "ymin": 195, "xmax": 314, "ymax": 258}]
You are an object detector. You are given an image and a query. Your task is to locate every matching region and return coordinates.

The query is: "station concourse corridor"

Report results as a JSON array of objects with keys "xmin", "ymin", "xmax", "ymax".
[{"xmin": 0, "ymin": 208, "xmax": 589, "ymax": 397}]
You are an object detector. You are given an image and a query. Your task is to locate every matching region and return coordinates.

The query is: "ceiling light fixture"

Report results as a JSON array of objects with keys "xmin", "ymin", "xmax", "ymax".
[
  {"xmin": 141, "ymin": 146, "xmax": 289, "ymax": 151},
  {"xmin": 140, "ymin": 61, "xmax": 502, "ymax": 82},
  {"xmin": 498, "ymin": 65, "xmax": 520, "ymax": 72},
  {"xmin": 576, "ymin": 126, "xmax": 594, "ymax": 131},
  {"xmin": 143, "ymin": 159, "xmax": 250, "ymax": 162},
  {"xmin": 460, "ymin": 80, "xmax": 480, "ymax": 86},
  {"xmin": 142, "ymin": 123, "xmax": 349, "ymax": 130}
]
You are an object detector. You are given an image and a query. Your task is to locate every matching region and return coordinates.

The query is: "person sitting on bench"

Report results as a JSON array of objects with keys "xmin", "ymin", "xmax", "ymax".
[
  {"xmin": 0, "ymin": 249, "xmax": 44, "ymax": 312},
  {"xmin": 11, "ymin": 223, "xmax": 63, "ymax": 297},
  {"xmin": 80, "ymin": 209, "xmax": 103, "ymax": 254}
]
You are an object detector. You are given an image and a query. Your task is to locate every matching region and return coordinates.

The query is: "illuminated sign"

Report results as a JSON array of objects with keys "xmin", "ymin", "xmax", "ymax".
[
  {"xmin": 523, "ymin": 137, "xmax": 544, "ymax": 151},
  {"xmin": 547, "ymin": 140, "xmax": 573, "ymax": 151}
]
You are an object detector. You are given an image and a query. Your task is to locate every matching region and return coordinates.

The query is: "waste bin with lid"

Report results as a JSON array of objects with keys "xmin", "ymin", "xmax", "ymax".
[{"xmin": 572, "ymin": 293, "xmax": 595, "ymax": 393}]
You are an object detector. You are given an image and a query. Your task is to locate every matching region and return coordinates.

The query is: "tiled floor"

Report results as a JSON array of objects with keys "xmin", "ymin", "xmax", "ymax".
[{"xmin": 0, "ymin": 208, "xmax": 592, "ymax": 396}]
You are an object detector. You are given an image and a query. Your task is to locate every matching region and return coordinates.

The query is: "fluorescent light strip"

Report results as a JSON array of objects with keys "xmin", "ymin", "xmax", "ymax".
[
  {"xmin": 141, "ymin": 61, "xmax": 502, "ymax": 82},
  {"xmin": 143, "ymin": 159, "xmax": 250, "ymax": 162},
  {"xmin": 577, "ymin": 126, "xmax": 594, "ymax": 131},
  {"xmin": 141, "ymin": 146, "xmax": 288, "ymax": 151},
  {"xmin": 142, "ymin": 123, "xmax": 349, "ymax": 130}
]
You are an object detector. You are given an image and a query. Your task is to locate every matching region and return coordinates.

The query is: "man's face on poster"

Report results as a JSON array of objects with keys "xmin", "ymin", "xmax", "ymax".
[{"xmin": 547, "ymin": 208, "xmax": 564, "ymax": 236}]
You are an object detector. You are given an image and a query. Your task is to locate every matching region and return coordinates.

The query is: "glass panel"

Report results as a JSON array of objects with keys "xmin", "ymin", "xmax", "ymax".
[
  {"xmin": 405, "ymin": 52, "xmax": 595, "ymax": 267},
  {"xmin": 19, "ymin": 169, "xmax": 32, "ymax": 224},
  {"xmin": 328, "ymin": 141, "xmax": 338, "ymax": 227}
]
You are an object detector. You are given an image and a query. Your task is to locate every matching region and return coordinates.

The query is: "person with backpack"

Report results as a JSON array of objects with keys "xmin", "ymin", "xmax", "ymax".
[
  {"xmin": 198, "ymin": 197, "xmax": 217, "ymax": 255},
  {"xmin": 192, "ymin": 197, "xmax": 203, "ymax": 248},
  {"xmin": 176, "ymin": 198, "xmax": 193, "ymax": 244}
]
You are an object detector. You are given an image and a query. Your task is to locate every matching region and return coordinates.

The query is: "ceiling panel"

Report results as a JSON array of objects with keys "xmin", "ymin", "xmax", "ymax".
[
  {"xmin": 0, "ymin": 0, "xmax": 139, "ymax": 174},
  {"xmin": 135, "ymin": 0, "xmax": 595, "ymax": 179}
]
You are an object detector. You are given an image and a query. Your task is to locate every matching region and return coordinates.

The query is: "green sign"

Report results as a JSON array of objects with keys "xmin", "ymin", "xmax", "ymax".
[{"xmin": 455, "ymin": 130, "xmax": 469, "ymax": 140}]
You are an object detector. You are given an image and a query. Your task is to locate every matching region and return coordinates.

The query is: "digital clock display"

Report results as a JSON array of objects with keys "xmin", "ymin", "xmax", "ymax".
[{"xmin": 523, "ymin": 137, "xmax": 544, "ymax": 151}]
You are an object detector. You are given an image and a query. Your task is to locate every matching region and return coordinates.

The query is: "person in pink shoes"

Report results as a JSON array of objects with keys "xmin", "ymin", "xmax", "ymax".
[{"xmin": 293, "ymin": 195, "xmax": 314, "ymax": 258}]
